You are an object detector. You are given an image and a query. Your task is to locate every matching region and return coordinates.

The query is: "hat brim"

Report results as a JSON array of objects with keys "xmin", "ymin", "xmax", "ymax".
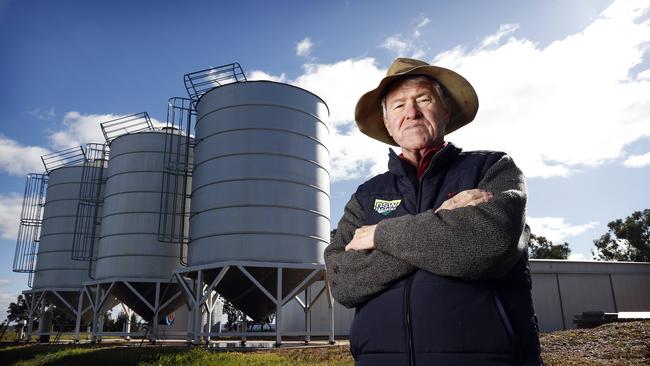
[{"xmin": 355, "ymin": 65, "xmax": 479, "ymax": 146}]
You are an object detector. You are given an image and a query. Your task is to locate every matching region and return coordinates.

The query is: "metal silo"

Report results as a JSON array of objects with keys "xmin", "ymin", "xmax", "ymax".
[
  {"xmin": 13, "ymin": 147, "xmax": 104, "ymax": 341},
  {"xmin": 175, "ymin": 63, "xmax": 334, "ymax": 345},
  {"xmin": 81, "ymin": 112, "xmax": 191, "ymax": 342}
]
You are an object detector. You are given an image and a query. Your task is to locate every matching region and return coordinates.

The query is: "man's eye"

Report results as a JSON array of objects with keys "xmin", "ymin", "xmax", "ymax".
[
  {"xmin": 417, "ymin": 98, "xmax": 431, "ymax": 103},
  {"xmin": 393, "ymin": 104, "xmax": 404, "ymax": 110}
]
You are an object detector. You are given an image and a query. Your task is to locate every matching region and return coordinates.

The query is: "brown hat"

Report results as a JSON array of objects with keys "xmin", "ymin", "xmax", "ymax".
[{"xmin": 354, "ymin": 57, "xmax": 479, "ymax": 146}]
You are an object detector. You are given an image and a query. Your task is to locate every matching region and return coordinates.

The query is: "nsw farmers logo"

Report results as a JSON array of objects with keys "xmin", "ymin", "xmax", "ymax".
[{"xmin": 373, "ymin": 199, "xmax": 401, "ymax": 216}]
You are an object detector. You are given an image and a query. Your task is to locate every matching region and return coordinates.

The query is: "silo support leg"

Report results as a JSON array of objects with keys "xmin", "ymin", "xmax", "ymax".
[
  {"xmin": 151, "ymin": 282, "xmax": 160, "ymax": 343},
  {"xmin": 74, "ymin": 291, "xmax": 83, "ymax": 342},
  {"xmin": 304, "ymin": 286, "xmax": 311, "ymax": 344},
  {"xmin": 193, "ymin": 270, "xmax": 203, "ymax": 344},
  {"xmin": 275, "ymin": 267, "xmax": 282, "ymax": 347},
  {"xmin": 326, "ymin": 280, "xmax": 335, "ymax": 344},
  {"xmin": 91, "ymin": 284, "xmax": 101, "ymax": 343}
]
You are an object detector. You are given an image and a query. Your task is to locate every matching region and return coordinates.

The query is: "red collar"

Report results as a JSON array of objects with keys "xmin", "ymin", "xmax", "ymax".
[{"xmin": 399, "ymin": 142, "xmax": 447, "ymax": 178}]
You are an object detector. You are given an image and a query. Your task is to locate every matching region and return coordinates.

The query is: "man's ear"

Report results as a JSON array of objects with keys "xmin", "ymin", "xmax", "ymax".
[{"xmin": 383, "ymin": 118, "xmax": 393, "ymax": 136}]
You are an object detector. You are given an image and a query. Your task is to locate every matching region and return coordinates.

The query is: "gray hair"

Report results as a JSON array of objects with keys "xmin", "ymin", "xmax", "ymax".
[{"xmin": 381, "ymin": 75, "xmax": 448, "ymax": 121}]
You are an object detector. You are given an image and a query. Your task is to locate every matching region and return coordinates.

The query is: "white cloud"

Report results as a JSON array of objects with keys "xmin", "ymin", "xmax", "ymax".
[
  {"xmin": 380, "ymin": 34, "xmax": 425, "ymax": 59},
  {"xmin": 637, "ymin": 69, "xmax": 650, "ymax": 80},
  {"xmin": 431, "ymin": 0, "xmax": 650, "ymax": 178},
  {"xmin": 568, "ymin": 252, "xmax": 591, "ymax": 261},
  {"xmin": 527, "ymin": 216, "xmax": 600, "ymax": 243},
  {"xmin": 0, "ymin": 135, "xmax": 50, "ymax": 176},
  {"xmin": 417, "ymin": 17, "xmax": 430, "ymax": 28},
  {"xmin": 0, "ymin": 193, "xmax": 23, "ymax": 240},
  {"xmin": 623, "ymin": 150, "xmax": 650, "ymax": 167},
  {"xmin": 27, "ymin": 107, "xmax": 55, "ymax": 121},
  {"xmin": 49, "ymin": 111, "xmax": 164, "ymax": 150},
  {"xmin": 296, "ymin": 37, "xmax": 313, "ymax": 57},
  {"xmin": 49, "ymin": 111, "xmax": 117, "ymax": 149},
  {"xmin": 480, "ymin": 23, "xmax": 519, "ymax": 48},
  {"xmin": 248, "ymin": 70, "xmax": 288, "ymax": 83}
]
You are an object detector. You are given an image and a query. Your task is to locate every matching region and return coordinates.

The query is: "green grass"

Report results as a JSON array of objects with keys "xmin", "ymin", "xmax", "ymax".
[{"xmin": 0, "ymin": 344, "xmax": 355, "ymax": 366}]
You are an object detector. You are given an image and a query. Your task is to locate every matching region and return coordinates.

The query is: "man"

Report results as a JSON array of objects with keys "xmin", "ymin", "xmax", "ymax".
[{"xmin": 324, "ymin": 58, "xmax": 542, "ymax": 365}]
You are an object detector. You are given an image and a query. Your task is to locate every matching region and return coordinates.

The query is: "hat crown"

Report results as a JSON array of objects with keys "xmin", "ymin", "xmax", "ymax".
[{"xmin": 387, "ymin": 58, "xmax": 429, "ymax": 76}]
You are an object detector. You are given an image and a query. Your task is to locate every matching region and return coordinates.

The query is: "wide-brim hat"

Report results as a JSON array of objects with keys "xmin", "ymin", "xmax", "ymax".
[{"xmin": 355, "ymin": 57, "xmax": 479, "ymax": 146}]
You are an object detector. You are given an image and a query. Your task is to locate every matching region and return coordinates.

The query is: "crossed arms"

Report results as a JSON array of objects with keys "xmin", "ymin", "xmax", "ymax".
[{"xmin": 324, "ymin": 154, "xmax": 528, "ymax": 308}]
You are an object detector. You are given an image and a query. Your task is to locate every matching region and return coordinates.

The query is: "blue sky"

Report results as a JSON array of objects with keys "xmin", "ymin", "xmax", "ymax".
[{"xmin": 1, "ymin": 0, "xmax": 649, "ymax": 321}]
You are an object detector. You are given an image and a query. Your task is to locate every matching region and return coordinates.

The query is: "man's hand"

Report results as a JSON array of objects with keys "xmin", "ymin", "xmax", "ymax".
[
  {"xmin": 345, "ymin": 225, "xmax": 377, "ymax": 251},
  {"xmin": 435, "ymin": 189, "xmax": 493, "ymax": 213}
]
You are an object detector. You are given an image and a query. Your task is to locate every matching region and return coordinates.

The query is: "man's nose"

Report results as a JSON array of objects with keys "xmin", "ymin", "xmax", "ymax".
[{"xmin": 404, "ymin": 102, "xmax": 422, "ymax": 119}]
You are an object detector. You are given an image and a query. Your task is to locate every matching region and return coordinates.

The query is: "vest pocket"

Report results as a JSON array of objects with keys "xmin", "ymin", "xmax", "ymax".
[
  {"xmin": 493, "ymin": 290, "xmax": 522, "ymax": 361},
  {"xmin": 409, "ymin": 272, "xmax": 516, "ymax": 355}
]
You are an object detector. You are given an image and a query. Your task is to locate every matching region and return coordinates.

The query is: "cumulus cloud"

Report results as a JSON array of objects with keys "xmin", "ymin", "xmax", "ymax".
[
  {"xmin": 0, "ymin": 135, "xmax": 50, "ymax": 176},
  {"xmin": 48, "ymin": 111, "xmax": 164, "ymax": 150},
  {"xmin": 248, "ymin": 70, "xmax": 288, "ymax": 83},
  {"xmin": 0, "ymin": 192, "xmax": 23, "ymax": 240},
  {"xmin": 527, "ymin": 216, "xmax": 600, "ymax": 243},
  {"xmin": 380, "ymin": 34, "xmax": 426, "ymax": 59},
  {"xmin": 432, "ymin": 0, "xmax": 650, "ymax": 178},
  {"xmin": 49, "ymin": 111, "xmax": 118, "ymax": 149},
  {"xmin": 296, "ymin": 37, "xmax": 314, "ymax": 57},
  {"xmin": 623, "ymin": 151, "xmax": 650, "ymax": 167},
  {"xmin": 480, "ymin": 23, "xmax": 519, "ymax": 48}
]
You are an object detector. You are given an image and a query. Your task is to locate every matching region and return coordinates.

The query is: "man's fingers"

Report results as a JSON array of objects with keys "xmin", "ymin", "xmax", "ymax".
[{"xmin": 436, "ymin": 189, "xmax": 493, "ymax": 212}]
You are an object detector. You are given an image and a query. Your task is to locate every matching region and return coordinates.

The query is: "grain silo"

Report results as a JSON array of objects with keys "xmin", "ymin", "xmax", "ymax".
[
  {"xmin": 12, "ymin": 147, "xmax": 106, "ymax": 341},
  {"xmin": 79, "ymin": 112, "xmax": 192, "ymax": 342},
  {"xmin": 174, "ymin": 63, "xmax": 334, "ymax": 345}
]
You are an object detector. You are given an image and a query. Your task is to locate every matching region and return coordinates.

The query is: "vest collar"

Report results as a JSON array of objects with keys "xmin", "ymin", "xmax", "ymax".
[{"xmin": 388, "ymin": 142, "xmax": 461, "ymax": 179}]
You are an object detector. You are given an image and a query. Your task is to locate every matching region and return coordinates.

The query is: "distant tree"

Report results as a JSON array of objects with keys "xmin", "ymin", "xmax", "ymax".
[
  {"xmin": 593, "ymin": 209, "xmax": 650, "ymax": 262},
  {"xmin": 528, "ymin": 234, "xmax": 571, "ymax": 259},
  {"xmin": 6, "ymin": 295, "xmax": 30, "ymax": 324},
  {"xmin": 129, "ymin": 313, "xmax": 141, "ymax": 332},
  {"xmin": 223, "ymin": 300, "xmax": 242, "ymax": 330}
]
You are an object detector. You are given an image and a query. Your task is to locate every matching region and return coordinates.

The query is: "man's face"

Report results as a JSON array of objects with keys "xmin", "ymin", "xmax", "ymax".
[{"xmin": 383, "ymin": 78, "xmax": 449, "ymax": 151}]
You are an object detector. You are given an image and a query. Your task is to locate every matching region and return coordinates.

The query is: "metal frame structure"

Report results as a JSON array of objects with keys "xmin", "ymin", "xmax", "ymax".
[
  {"xmin": 175, "ymin": 261, "xmax": 334, "ymax": 346},
  {"xmin": 41, "ymin": 146, "xmax": 86, "ymax": 174},
  {"xmin": 184, "ymin": 63, "xmax": 246, "ymax": 102},
  {"xmin": 22, "ymin": 287, "xmax": 93, "ymax": 342},
  {"xmin": 99, "ymin": 112, "xmax": 154, "ymax": 144},
  {"xmin": 71, "ymin": 143, "xmax": 109, "ymax": 264},
  {"xmin": 82, "ymin": 277, "xmax": 187, "ymax": 343},
  {"xmin": 158, "ymin": 98, "xmax": 195, "ymax": 265},
  {"xmin": 13, "ymin": 173, "xmax": 49, "ymax": 287}
]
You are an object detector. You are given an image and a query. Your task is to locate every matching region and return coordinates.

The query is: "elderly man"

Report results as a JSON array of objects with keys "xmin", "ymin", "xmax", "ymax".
[{"xmin": 324, "ymin": 58, "xmax": 542, "ymax": 365}]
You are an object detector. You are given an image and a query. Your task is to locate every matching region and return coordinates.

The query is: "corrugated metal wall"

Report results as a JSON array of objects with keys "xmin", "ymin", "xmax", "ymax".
[{"xmin": 284, "ymin": 260, "xmax": 650, "ymax": 335}]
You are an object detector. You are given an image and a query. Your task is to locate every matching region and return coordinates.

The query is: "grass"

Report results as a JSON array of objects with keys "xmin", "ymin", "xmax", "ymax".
[
  {"xmin": 1, "ymin": 321, "xmax": 648, "ymax": 365},
  {"xmin": 0, "ymin": 344, "xmax": 354, "ymax": 366}
]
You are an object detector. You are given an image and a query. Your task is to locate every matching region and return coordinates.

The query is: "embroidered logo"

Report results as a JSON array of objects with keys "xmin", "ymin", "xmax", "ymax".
[{"xmin": 373, "ymin": 199, "xmax": 402, "ymax": 216}]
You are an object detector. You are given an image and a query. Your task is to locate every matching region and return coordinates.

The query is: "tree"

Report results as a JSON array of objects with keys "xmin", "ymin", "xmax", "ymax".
[
  {"xmin": 222, "ymin": 300, "xmax": 243, "ymax": 331},
  {"xmin": 593, "ymin": 209, "xmax": 650, "ymax": 262},
  {"xmin": 528, "ymin": 234, "xmax": 571, "ymax": 259},
  {"xmin": 6, "ymin": 295, "xmax": 30, "ymax": 324}
]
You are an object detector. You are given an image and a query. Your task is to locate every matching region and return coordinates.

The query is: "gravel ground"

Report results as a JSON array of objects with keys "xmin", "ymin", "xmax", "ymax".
[{"xmin": 539, "ymin": 321, "xmax": 650, "ymax": 365}]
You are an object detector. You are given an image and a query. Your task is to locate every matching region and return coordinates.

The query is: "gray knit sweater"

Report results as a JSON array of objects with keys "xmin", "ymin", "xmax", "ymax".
[{"xmin": 324, "ymin": 154, "xmax": 528, "ymax": 308}]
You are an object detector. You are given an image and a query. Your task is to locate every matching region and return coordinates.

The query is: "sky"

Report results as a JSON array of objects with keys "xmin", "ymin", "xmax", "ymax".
[{"xmin": 1, "ymin": 0, "xmax": 649, "ymax": 322}]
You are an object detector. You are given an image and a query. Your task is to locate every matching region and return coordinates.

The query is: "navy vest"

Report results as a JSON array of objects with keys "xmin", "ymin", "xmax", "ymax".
[{"xmin": 349, "ymin": 144, "xmax": 542, "ymax": 366}]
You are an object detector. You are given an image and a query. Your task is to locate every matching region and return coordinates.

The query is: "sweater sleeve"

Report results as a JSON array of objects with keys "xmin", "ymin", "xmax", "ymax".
[
  {"xmin": 374, "ymin": 154, "xmax": 528, "ymax": 280},
  {"xmin": 324, "ymin": 193, "xmax": 416, "ymax": 308}
]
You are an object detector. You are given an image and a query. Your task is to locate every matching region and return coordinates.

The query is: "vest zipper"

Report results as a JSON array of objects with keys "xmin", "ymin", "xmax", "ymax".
[
  {"xmin": 404, "ymin": 275, "xmax": 415, "ymax": 366},
  {"xmin": 405, "ymin": 147, "xmax": 447, "ymax": 365}
]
